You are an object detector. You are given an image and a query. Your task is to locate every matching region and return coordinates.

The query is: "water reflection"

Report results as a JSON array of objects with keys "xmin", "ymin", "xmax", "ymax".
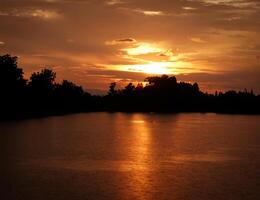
[
  {"xmin": 110, "ymin": 113, "xmax": 154, "ymax": 199},
  {"xmin": 128, "ymin": 114, "xmax": 152, "ymax": 199},
  {"xmin": 1, "ymin": 113, "xmax": 260, "ymax": 200}
]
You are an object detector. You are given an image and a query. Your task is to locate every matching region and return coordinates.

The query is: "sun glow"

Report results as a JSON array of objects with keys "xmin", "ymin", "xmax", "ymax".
[
  {"xmin": 104, "ymin": 41, "xmax": 195, "ymax": 75},
  {"xmin": 118, "ymin": 42, "xmax": 174, "ymax": 74},
  {"xmin": 122, "ymin": 42, "xmax": 164, "ymax": 56},
  {"xmin": 129, "ymin": 62, "xmax": 171, "ymax": 74}
]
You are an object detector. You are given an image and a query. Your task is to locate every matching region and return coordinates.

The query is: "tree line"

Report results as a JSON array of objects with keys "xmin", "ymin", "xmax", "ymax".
[{"xmin": 0, "ymin": 54, "xmax": 259, "ymax": 120}]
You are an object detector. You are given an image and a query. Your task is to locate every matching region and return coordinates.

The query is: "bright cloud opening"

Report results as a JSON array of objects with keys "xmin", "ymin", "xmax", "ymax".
[{"xmin": 122, "ymin": 43, "xmax": 164, "ymax": 56}]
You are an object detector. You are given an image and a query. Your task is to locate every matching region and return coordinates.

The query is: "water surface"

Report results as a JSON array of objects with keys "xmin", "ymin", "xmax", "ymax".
[{"xmin": 1, "ymin": 113, "xmax": 260, "ymax": 200}]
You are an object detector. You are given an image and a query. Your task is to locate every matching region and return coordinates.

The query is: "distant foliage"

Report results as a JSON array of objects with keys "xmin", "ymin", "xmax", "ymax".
[{"xmin": 104, "ymin": 75, "xmax": 260, "ymax": 113}]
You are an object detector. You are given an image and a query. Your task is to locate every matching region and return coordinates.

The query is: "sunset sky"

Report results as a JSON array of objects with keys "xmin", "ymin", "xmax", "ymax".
[{"xmin": 0, "ymin": 0, "xmax": 260, "ymax": 93}]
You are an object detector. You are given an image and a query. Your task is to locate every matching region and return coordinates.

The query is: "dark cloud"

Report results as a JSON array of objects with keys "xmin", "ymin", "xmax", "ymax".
[
  {"xmin": 116, "ymin": 38, "xmax": 136, "ymax": 43},
  {"xmin": 106, "ymin": 38, "xmax": 137, "ymax": 45},
  {"xmin": 177, "ymin": 70, "xmax": 260, "ymax": 93}
]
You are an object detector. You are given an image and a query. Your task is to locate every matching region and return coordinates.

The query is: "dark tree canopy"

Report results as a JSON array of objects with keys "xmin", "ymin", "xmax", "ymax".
[
  {"xmin": 108, "ymin": 82, "xmax": 117, "ymax": 96},
  {"xmin": 0, "ymin": 54, "xmax": 26, "ymax": 92},
  {"xmin": 56, "ymin": 80, "xmax": 84, "ymax": 98},
  {"xmin": 29, "ymin": 69, "xmax": 56, "ymax": 94}
]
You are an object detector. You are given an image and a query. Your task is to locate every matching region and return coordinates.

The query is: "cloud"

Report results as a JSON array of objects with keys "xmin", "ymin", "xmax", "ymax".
[
  {"xmin": 24, "ymin": 9, "xmax": 61, "ymax": 19},
  {"xmin": 44, "ymin": 0, "xmax": 90, "ymax": 3},
  {"xmin": 135, "ymin": 9, "xmax": 167, "ymax": 16},
  {"xmin": 158, "ymin": 49, "xmax": 174, "ymax": 57},
  {"xmin": 116, "ymin": 38, "xmax": 136, "ymax": 43},
  {"xmin": 182, "ymin": 6, "xmax": 197, "ymax": 10},
  {"xmin": 1, "ymin": 0, "xmax": 260, "ymax": 92},
  {"xmin": 122, "ymin": 42, "xmax": 164, "ymax": 56},
  {"xmin": 191, "ymin": 37, "xmax": 207, "ymax": 43},
  {"xmin": 106, "ymin": 38, "xmax": 137, "ymax": 45},
  {"xmin": 0, "ymin": 9, "xmax": 61, "ymax": 20},
  {"xmin": 106, "ymin": 0, "xmax": 125, "ymax": 6},
  {"xmin": 176, "ymin": 69, "xmax": 260, "ymax": 93},
  {"xmin": 195, "ymin": 0, "xmax": 258, "ymax": 8},
  {"xmin": 45, "ymin": 0, "xmax": 60, "ymax": 2}
]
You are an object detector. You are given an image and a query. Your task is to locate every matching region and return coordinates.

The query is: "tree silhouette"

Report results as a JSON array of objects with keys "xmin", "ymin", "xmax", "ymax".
[
  {"xmin": 123, "ymin": 83, "xmax": 135, "ymax": 95},
  {"xmin": 55, "ymin": 80, "xmax": 84, "ymax": 98},
  {"xmin": 29, "ymin": 69, "xmax": 56, "ymax": 95},
  {"xmin": 0, "ymin": 54, "xmax": 26, "ymax": 93},
  {"xmin": 0, "ymin": 54, "xmax": 27, "ymax": 119},
  {"xmin": 108, "ymin": 82, "xmax": 117, "ymax": 96},
  {"xmin": 0, "ymin": 54, "xmax": 260, "ymax": 120}
]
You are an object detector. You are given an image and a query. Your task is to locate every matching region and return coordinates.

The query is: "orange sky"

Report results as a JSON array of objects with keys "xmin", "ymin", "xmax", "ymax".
[{"xmin": 0, "ymin": 0, "xmax": 260, "ymax": 94}]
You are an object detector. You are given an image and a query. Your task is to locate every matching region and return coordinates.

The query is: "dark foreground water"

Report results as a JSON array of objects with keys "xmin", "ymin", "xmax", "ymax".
[{"xmin": 1, "ymin": 113, "xmax": 260, "ymax": 200}]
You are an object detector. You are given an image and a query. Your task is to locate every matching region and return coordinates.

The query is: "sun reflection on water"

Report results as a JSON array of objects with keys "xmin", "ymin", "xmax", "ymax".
[{"xmin": 119, "ymin": 114, "xmax": 154, "ymax": 199}]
